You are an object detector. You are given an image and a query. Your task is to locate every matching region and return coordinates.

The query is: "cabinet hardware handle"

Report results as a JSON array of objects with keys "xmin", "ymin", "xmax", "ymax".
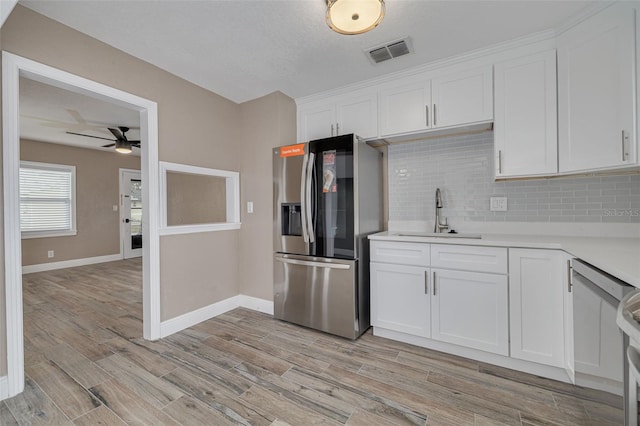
[
  {"xmin": 498, "ymin": 150, "xmax": 503, "ymax": 174},
  {"xmin": 433, "ymin": 104, "xmax": 437, "ymax": 126},
  {"xmin": 433, "ymin": 271, "xmax": 436, "ymax": 296},
  {"xmin": 622, "ymin": 130, "xmax": 628, "ymax": 161},
  {"xmin": 331, "ymin": 124, "xmax": 334, "ymax": 137},
  {"xmin": 426, "ymin": 105, "xmax": 429, "ymax": 127},
  {"xmin": 566, "ymin": 259, "xmax": 573, "ymax": 293},
  {"xmin": 336, "ymin": 123, "xmax": 340, "ymax": 136},
  {"xmin": 424, "ymin": 271, "xmax": 428, "ymax": 294}
]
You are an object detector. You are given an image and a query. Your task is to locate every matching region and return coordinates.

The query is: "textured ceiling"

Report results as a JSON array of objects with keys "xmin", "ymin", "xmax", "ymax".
[{"xmin": 20, "ymin": 0, "xmax": 597, "ymax": 104}]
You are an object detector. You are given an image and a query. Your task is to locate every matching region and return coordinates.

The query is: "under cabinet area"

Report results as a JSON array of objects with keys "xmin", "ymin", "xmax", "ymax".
[{"xmin": 370, "ymin": 240, "xmax": 508, "ymax": 356}]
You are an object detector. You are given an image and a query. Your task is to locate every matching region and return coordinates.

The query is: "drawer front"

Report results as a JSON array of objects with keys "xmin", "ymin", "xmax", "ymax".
[
  {"xmin": 370, "ymin": 241, "xmax": 430, "ymax": 267},
  {"xmin": 431, "ymin": 244, "xmax": 507, "ymax": 274}
]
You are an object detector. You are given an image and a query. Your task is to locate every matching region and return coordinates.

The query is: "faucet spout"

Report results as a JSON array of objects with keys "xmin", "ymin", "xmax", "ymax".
[{"xmin": 434, "ymin": 188, "xmax": 449, "ymax": 233}]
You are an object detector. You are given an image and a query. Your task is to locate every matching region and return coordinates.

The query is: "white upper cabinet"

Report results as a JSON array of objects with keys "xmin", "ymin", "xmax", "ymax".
[
  {"xmin": 557, "ymin": 4, "xmax": 637, "ymax": 173},
  {"xmin": 494, "ymin": 50, "xmax": 558, "ymax": 178},
  {"xmin": 379, "ymin": 79, "xmax": 431, "ymax": 137},
  {"xmin": 430, "ymin": 66, "xmax": 493, "ymax": 128},
  {"xmin": 379, "ymin": 66, "xmax": 493, "ymax": 138},
  {"xmin": 297, "ymin": 89, "xmax": 378, "ymax": 142}
]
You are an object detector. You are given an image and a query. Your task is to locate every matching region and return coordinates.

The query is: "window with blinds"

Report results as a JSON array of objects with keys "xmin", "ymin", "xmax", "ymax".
[{"xmin": 20, "ymin": 161, "xmax": 77, "ymax": 238}]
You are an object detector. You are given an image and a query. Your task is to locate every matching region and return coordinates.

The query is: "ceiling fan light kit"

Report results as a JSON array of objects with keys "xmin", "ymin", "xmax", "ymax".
[
  {"xmin": 115, "ymin": 139, "xmax": 132, "ymax": 154},
  {"xmin": 326, "ymin": 0, "xmax": 385, "ymax": 35}
]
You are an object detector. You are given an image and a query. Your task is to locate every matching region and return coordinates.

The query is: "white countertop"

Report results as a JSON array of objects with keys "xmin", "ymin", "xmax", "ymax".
[{"xmin": 369, "ymin": 231, "xmax": 640, "ymax": 288}]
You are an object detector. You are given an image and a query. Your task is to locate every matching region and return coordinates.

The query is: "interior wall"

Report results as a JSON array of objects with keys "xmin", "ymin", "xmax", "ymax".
[
  {"xmin": 0, "ymin": 27, "xmax": 6, "ymax": 376},
  {"xmin": 1, "ymin": 5, "xmax": 243, "ymax": 374},
  {"xmin": 237, "ymin": 91, "xmax": 296, "ymax": 300},
  {"xmin": 20, "ymin": 139, "xmax": 140, "ymax": 265}
]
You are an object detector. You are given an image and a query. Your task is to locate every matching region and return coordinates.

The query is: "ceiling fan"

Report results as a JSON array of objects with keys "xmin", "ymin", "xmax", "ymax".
[{"xmin": 66, "ymin": 126, "xmax": 140, "ymax": 154}]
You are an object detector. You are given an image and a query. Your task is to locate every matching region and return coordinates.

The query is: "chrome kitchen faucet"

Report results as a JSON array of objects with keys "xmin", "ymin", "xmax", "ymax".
[{"xmin": 434, "ymin": 188, "xmax": 449, "ymax": 233}]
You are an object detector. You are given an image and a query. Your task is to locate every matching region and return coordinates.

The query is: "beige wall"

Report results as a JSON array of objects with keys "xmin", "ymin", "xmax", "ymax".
[
  {"xmin": 166, "ymin": 172, "xmax": 226, "ymax": 226},
  {"xmin": 237, "ymin": 92, "xmax": 297, "ymax": 300},
  {"xmin": 0, "ymin": 5, "xmax": 246, "ymax": 375},
  {"xmin": 20, "ymin": 139, "xmax": 140, "ymax": 265}
]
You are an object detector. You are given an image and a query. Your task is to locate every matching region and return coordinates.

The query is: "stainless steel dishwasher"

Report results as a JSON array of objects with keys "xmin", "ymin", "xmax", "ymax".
[{"xmin": 572, "ymin": 259, "xmax": 635, "ymax": 424}]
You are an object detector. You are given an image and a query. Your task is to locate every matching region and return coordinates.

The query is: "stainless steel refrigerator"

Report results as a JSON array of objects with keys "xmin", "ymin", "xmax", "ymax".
[{"xmin": 273, "ymin": 134, "xmax": 382, "ymax": 339}]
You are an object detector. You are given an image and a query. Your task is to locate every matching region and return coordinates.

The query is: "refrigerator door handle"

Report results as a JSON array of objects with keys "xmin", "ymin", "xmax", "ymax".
[
  {"xmin": 275, "ymin": 257, "xmax": 351, "ymax": 270},
  {"xmin": 300, "ymin": 153, "xmax": 309, "ymax": 243},
  {"xmin": 305, "ymin": 152, "xmax": 316, "ymax": 243}
]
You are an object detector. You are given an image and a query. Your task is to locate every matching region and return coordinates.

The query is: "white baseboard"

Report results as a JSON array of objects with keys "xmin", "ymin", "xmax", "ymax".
[
  {"xmin": 159, "ymin": 295, "xmax": 274, "ymax": 338},
  {"xmin": 0, "ymin": 375, "xmax": 8, "ymax": 400},
  {"xmin": 22, "ymin": 253, "xmax": 123, "ymax": 274}
]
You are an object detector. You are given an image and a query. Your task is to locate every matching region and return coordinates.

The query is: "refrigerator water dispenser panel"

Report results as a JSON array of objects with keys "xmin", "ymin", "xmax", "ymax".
[{"xmin": 281, "ymin": 203, "xmax": 302, "ymax": 236}]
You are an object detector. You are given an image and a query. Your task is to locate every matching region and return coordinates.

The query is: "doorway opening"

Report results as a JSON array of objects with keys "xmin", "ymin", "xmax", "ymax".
[
  {"xmin": 3, "ymin": 52, "xmax": 160, "ymax": 399},
  {"xmin": 121, "ymin": 169, "xmax": 143, "ymax": 259}
]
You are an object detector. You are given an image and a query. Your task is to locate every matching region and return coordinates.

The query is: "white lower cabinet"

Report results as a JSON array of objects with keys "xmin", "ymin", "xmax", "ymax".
[
  {"xmin": 509, "ymin": 249, "xmax": 566, "ymax": 368},
  {"xmin": 370, "ymin": 263, "xmax": 430, "ymax": 337},
  {"xmin": 370, "ymin": 241, "xmax": 508, "ymax": 356},
  {"xmin": 431, "ymin": 268, "xmax": 509, "ymax": 355}
]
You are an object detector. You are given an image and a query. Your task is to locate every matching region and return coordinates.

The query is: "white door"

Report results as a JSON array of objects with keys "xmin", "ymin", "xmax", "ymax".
[
  {"xmin": 431, "ymin": 268, "xmax": 509, "ymax": 356},
  {"xmin": 298, "ymin": 102, "xmax": 336, "ymax": 142},
  {"xmin": 370, "ymin": 262, "xmax": 431, "ymax": 337},
  {"xmin": 336, "ymin": 92, "xmax": 378, "ymax": 140},
  {"xmin": 379, "ymin": 79, "xmax": 431, "ymax": 137},
  {"xmin": 430, "ymin": 65, "xmax": 493, "ymax": 128},
  {"xmin": 509, "ymin": 249, "xmax": 565, "ymax": 367},
  {"xmin": 557, "ymin": 5, "xmax": 636, "ymax": 172},
  {"xmin": 494, "ymin": 50, "xmax": 558, "ymax": 178},
  {"xmin": 120, "ymin": 169, "xmax": 142, "ymax": 259}
]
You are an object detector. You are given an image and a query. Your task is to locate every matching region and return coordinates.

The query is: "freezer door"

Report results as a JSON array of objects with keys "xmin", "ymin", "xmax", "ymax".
[
  {"xmin": 273, "ymin": 144, "xmax": 308, "ymax": 255},
  {"xmin": 274, "ymin": 253, "xmax": 359, "ymax": 339}
]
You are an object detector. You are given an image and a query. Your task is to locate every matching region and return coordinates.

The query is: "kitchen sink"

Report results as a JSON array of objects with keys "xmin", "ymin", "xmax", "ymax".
[{"xmin": 395, "ymin": 232, "xmax": 482, "ymax": 239}]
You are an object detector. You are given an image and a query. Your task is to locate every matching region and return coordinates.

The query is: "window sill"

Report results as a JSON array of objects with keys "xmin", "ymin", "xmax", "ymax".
[
  {"xmin": 21, "ymin": 230, "xmax": 77, "ymax": 239},
  {"xmin": 159, "ymin": 222, "xmax": 241, "ymax": 236}
]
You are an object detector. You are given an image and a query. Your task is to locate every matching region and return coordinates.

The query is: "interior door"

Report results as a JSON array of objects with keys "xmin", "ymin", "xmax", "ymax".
[{"xmin": 120, "ymin": 169, "xmax": 142, "ymax": 259}]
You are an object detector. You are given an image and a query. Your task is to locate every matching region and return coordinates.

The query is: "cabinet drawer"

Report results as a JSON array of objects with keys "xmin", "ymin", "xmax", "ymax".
[
  {"xmin": 370, "ymin": 241, "xmax": 429, "ymax": 266},
  {"xmin": 431, "ymin": 245, "xmax": 507, "ymax": 274}
]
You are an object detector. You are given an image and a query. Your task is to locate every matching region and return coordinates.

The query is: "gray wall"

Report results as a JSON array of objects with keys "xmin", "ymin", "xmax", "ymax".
[{"xmin": 388, "ymin": 131, "xmax": 640, "ymax": 225}]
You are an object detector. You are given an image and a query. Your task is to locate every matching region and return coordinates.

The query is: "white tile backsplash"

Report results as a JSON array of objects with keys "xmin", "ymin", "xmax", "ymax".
[{"xmin": 387, "ymin": 131, "xmax": 640, "ymax": 225}]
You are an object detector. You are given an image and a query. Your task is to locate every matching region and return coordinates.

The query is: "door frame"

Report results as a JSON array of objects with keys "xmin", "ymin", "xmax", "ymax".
[
  {"xmin": 2, "ymin": 52, "xmax": 161, "ymax": 398},
  {"xmin": 120, "ymin": 168, "xmax": 143, "ymax": 259}
]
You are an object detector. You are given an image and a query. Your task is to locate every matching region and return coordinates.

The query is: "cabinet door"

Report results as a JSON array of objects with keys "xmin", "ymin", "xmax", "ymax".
[
  {"xmin": 298, "ymin": 102, "xmax": 336, "ymax": 142},
  {"xmin": 558, "ymin": 5, "xmax": 636, "ymax": 172},
  {"xmin": 336, "ymin": 92, "xmax": 378, "ymax": 140},
  {"xmin": 379, "ymin": 80, "xmax": 431, "ymax": 137},
  {"xmin": 509, "ymin": 249, "xmax": 565, "ymax": 367},
  {"xmin": 431, "ymin": 66, "xmax": 493, "ymax": 128},
  {"xmin": 370, "ymin": 263, "xmax": 430, "ymax": 337},
  {"xmin": 431, "ymin": 268, "xmax": 508, "ymax": 355},
  {"xmin": 494, "ymin": 51, "xmax": 558, "ymax": 178}
]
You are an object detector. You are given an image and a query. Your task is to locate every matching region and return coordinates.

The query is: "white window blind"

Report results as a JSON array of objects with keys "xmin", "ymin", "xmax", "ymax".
[{"xmin": 20, "ymin": 161, "xmax": 76, "ymax": 237}]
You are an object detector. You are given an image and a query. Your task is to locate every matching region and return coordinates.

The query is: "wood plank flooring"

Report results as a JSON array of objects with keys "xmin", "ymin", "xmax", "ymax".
[{"xmin": 1, "ymin": 259, "xmax": 623, "ymax": 425}]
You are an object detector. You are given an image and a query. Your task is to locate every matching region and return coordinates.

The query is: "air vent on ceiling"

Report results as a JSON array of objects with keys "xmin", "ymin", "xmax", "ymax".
[{"xmin": 366, "ymin": 37, "xmax": 412, "ymax": 64}]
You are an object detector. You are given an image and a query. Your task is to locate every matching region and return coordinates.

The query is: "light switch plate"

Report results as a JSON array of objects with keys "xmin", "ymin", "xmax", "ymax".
[
  {"xmin": 247, "ymin": 201, "xmax": 254, "ymax": 214},
  {"xmin": 490, "ymin": 197, "xmax": 508, "ymax": 212}
]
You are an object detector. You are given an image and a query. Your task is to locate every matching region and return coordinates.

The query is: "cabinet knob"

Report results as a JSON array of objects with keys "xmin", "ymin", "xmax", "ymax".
[
  {"xmin": 433, "ymin": 104, "xmax": 437, "ymax": 126},
  {"xmin": 425, "ymin": 105, "xmax": 429, "ymax": 127}
]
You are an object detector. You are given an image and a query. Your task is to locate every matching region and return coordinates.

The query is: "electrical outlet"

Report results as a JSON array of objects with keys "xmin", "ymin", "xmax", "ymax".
[
  {"xmin": 47, "ymin": 250, "xmax": 54, "ymax": 258},
  {"xmin": 247, "ymin": 201, "xmax": 254, "ymax": 214},
  {"xmin": 490, "ymin": 197, "xmax": 508, "ymax": 212}
]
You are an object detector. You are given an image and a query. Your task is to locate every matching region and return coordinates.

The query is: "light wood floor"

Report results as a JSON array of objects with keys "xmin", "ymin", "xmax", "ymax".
[{"xmin": 1, "ymin": 259, "xmax": 623, "ymax": 425}]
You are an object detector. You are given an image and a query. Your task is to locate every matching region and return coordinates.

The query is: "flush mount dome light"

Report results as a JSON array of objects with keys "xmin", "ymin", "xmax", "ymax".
[{"xmin": 326, "ymin": 0, "xmax": 385, "ymax": 35}]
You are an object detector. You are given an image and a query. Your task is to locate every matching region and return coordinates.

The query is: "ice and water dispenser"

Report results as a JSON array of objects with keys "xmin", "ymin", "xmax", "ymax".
[{"xmin": 281, "ymin": 203, "xmax": 302, "ymax": 236}]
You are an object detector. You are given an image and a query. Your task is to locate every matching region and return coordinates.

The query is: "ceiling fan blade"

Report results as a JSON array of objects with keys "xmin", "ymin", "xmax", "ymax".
[
  {"xmin": 131, "ymin": 143, "xmax": 141, "ymax": 148},
  {"xmin": 66, "ymin": 131, "xmax": 116, "ymax": 142},
  {"xmin": 101, "ymin": 143, "xmax": 116, "ymax": 148},
  {"xmin": 128, "ymin": 140, "xmax": 141, "ymax": 144},
  {"xmin": 108, "ymin": 127, "xmax": 123, "ymax": 140}
]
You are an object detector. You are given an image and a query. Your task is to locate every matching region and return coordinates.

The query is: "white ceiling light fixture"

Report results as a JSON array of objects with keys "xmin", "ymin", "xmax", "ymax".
[{"xmin": 326, "ymin": 0, "xmax": 385, "ymax": 35}]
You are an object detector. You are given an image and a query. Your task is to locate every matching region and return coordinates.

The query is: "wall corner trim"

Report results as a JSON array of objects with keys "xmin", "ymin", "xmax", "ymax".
[
  {"xmin": 22, "ymin": 254, "xmax": 124, "ymax": 274},
  {"xmin": 159, "ymin": 294, "xmax": 274, "ymax": 339},
  {"xmin": 0, "ymin": 375, "xmax": 8, "ymax": 401}
]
